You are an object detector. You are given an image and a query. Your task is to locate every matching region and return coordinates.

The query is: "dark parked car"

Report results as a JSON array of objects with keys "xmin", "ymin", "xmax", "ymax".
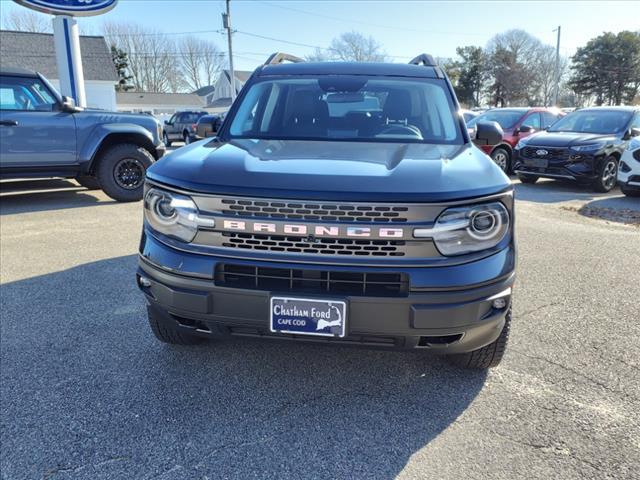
[
  {"xmin": 513, "ymin": 107, "xmax": 640, "ymax": 192},
  {"xmin": 0, "ymin": 67, "xmax": 165, "ymax": 202},
  {"xmin": 162, "ymin": 111, "xmax": 207, "ymax": 146},
  {"xmin": 467, "ymin": 107, "xmax": 564, "ymax": 173},
  {"xmin": 195, "ymin": 114, "xmax": 223, "ymax": 140},
  {"xmin": 136, "ymin": 52, "xmax": 515, "ymax": 369}
]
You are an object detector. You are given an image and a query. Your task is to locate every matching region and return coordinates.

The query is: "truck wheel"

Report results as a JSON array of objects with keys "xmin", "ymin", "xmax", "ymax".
[
  {"xmin": 448, "ymin": 307, "xmax": 511, "ymax": 369},
  {"xmin": 593, "ymin": 156, "xmax": 618, "ymax": 193},
  {"xmin": 147, "ymin": 306, "xmax": 203, "ymax": 345},
  {"xmin": 163, "ymin": 131, "xmax": 171, "ymax": 147},
  {"xmin": 75, "ymin": 175, "xmax": 101, "ymax": 190},
  {"xmin": 491, "ymin": 147, "xmax": 511, "ymax": 173},
  {"xmin": 517, "ymin": 174, "xmax": 539, "ymax": 184},
  {"xmin": 96, "ymin": 143, "xmax": 153, "ymax": 202}
]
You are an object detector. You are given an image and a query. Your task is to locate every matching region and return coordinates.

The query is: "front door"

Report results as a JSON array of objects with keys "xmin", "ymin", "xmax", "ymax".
[{"xmin": 0, "ymin": 74, "xmax": 76, "ymax": 168}]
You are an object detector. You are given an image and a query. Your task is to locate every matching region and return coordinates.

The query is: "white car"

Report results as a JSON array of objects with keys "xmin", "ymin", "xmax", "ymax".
[{"xmin": 618, "ymin": 137, "xmax": 640, "ymax": 197}]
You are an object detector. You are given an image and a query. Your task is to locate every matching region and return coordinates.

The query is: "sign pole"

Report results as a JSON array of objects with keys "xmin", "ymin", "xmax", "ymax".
[{"xmin": 52, "ymin": 15, "xmax": 86, "ymax": 107}]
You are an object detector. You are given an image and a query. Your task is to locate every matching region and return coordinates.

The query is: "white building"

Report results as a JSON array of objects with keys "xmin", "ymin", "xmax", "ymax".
[
  {"xmin": 116, "ymin": 92, "xmax": 205, "ymax": 123},
  {"xmin": 0, "ymin": 30, "xmax": 118, "ymax": 110}
]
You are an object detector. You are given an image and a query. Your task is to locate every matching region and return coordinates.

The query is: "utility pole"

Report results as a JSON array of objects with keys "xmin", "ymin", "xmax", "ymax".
[
  {"xmin": 553, "ymin": 25, "xmax": 561, "ymax": 106},
  {"xmin": 222, "ymin": 0, "xmax": 236, "ymax": 101}
]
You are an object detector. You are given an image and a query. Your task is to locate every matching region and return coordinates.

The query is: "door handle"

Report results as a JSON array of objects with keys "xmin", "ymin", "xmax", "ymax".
[{"xmin": 0, "ymin": 120, "xmax": 18, "ymax": 126}]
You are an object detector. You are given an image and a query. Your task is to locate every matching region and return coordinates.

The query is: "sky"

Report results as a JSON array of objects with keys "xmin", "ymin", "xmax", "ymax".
[{"xmin": 2, "ymin": 0, "xmax": 640, "ymax": 71}]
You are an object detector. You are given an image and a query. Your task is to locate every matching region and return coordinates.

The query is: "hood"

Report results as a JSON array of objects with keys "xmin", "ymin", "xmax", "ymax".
[
  {"xmin": 524, "ymin": 131, "xmax": 618, "ymax": 147},
  {"xmin": 147, "ymin": 139, "xmax": 511, "ymax": 202}
]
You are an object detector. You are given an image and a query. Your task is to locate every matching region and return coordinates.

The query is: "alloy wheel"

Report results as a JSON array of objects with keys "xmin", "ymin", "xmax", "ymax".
[
  {"xmin": 113, "ymin": 158, "xmax": 145, "ymax": 190},
  {"xmin": 601, "ymin": 159, "xmax": 618, "ymax": 191}
]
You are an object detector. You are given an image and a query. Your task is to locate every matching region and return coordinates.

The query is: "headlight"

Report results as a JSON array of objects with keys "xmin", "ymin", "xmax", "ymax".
[
  {"xmin": 514, "ymin": 140, "xmax": 527, "ymax": 150},
  {"xmin": 144, "ymin": 188, "xmax": 213, "ymax": 242},
  {"xmin": 414, "ymin": 201, "xmax": 510, "ymax": 256},
  {"xmin": 571, "ymin": 142, "xmax": 605, "ymax": 152}
]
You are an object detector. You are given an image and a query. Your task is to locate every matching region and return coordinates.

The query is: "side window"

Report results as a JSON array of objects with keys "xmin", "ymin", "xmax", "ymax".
[
  {"xmin": 631, "ymin": 113, "xmax": 640, "ymax": 129},
  {"xmin": 0, "ymin": 75, "xmax": 57, "ymax": 112},
  {"xmin": 168, "ymin": 114, "xmax": 178, "ymax": 124},
  {"xmin": 521, "ymin": 113, "xmax": 541, "ymax": 130},
  {"xmin": 542, "ymin": 112, "xmax": 559, "ymax": 128}
]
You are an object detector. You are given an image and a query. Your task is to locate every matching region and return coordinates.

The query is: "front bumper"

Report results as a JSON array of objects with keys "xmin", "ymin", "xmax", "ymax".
[
  {"xmin": 137, "ymin": 233, "xmax": 516, "ymax": 354},
  {"xmin": 513, "ymin": 149, "xmax": 600, "ymax": 182}
]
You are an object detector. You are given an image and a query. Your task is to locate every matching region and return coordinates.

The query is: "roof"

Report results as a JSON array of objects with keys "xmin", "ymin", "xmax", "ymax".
[
  {"xmin": 206, "ymin": 97, "xmax": 233, "ymax": 108},
  {"xmin": 0, "ymin": 30, "xmax": 118, "ymax": 82},
  {"xmin": 578, "ymin": 106, "xmax": 638, "ymax": 112},
  {"xmin": 0, "ymin": 66, "xmax": 37, "ymax": 77},
  {"xmin": 223, "ymin": 70, "xmax": 253, "ymax": 83},
  {"xmin": 117, "ymin": 92, "xmax": 205, "ymax": 107},
  {"xmin": 258, "ymin": 62, "xmax": 439, "ymax": 78},
  {"xmin": 193, "ymin": 85, "xmax": 216, "ymax": 96}
]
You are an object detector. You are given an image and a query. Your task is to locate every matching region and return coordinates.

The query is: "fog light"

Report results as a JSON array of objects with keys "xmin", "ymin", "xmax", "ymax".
[
  {"xmin": 139, "ymin": 276, "xmax": 152, "ymax": 288},
  {"xmin": 492, "ymin": 298, "xmax": 507, "ymax": 309}
]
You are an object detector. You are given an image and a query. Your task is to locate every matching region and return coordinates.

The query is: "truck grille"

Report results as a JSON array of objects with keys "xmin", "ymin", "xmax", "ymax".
[
  {"xmin": 220, "ymin": 198, "xmax": 409, "ymax": 223},
  {"xmin": 521, "ymin": 146, "xmax": 570, "ymax": 161},
  {"xmin": 221, "ymin": 232, "xmax": 406, "ymax": 257},
  {"xmin": 215, "ymin": 263, "xmax": 409, "ymax": 296}
]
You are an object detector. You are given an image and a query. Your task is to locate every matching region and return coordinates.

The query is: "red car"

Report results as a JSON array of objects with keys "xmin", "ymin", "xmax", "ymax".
[{"xmin": 467, "ymin": 108, "xmax": 564, "ymax": 173}]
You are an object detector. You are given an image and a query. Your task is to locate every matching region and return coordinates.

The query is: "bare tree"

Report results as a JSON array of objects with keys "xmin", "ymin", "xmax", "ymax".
[
  {"xmin": 102, "ymin": 21, "xmax": 186, "ymax": 93},
  {"xmin": 329, "ymin": 31, "xmax": 387, "ymax": 62},
  {"xmin": 2, "ymin": 9, "xmax": 51, "ymax": 32},
  {"xmin": 179, "ymin": 36, "xmax": 225, "ymax": 91}
]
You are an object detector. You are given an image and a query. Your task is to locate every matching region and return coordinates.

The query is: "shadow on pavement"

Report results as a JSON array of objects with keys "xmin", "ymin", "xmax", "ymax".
[
  {"xmin": 573, "ymin": 196, "xmax": 640, "ymax": 225},
  {"xmin": 1, "ymin": 255, "xmax": 487, "ymax": 479},
  {"xmin": 0, "ymin": 179, "xmax": 116, "ymax": 215},
  {"xmin": 513, "ymin": 178, "xmax": 621, "ymax": 204}
]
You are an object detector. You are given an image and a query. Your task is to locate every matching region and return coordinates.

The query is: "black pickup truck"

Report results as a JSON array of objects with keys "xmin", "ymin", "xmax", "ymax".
[{"xmin": 137, "ymin": 53, "xmax": 515, "ymax": 369}]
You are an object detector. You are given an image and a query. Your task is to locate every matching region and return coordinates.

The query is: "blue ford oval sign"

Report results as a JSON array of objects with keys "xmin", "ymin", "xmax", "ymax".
[{"xmin": 13, "ymin": 0, "xmax": 117, "ymax": 17}]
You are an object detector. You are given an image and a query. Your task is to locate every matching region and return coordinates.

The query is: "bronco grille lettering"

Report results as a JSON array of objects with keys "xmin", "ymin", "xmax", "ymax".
[{"xmin": 221, "ymin": 219, "xmax": 404, "ymax": 238}]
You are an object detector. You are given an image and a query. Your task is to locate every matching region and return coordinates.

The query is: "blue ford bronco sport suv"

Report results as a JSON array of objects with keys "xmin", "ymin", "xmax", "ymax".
[
  {"xmin": 0, "ymin": 67, "xmax": 165, "ymax": 202},
  {"xmin": 137, "ymin": 53, "xmax": 514, "ymax": 369}
]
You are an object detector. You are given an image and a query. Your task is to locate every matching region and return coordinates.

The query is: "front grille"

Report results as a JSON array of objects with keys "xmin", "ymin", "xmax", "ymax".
[
  {"xmin": 220, "ymin": 198, "xmax": 409, "ymax": 223},
  {"xmin": 521, "ymin": 146, "xmax": 570, "ymax": 161},
  {"xmin": 215, "ymin": 263, "xmax": 409, "ymax": 296},
  {"xmin": 221, "ymin": 232, "xmax": 406, "ymax": 257}
]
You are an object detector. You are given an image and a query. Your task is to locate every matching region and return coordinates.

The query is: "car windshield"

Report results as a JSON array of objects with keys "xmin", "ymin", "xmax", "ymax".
[
  {"xmin": 227, "ymin": 76, "xmax": 463, "ymax": 144},
  {"xmin": 466, "ymin": 110, "xmax": 525, "ymax": 129},
  {"xmin": 547, "ymin": 110, "xmax": 632, "ymax": 134}
]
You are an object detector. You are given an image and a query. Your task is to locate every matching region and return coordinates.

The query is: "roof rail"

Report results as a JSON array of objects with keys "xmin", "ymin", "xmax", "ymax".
[
  {"xmin": 264, "ymin": 52, "xmax": 305, "ymax": 65},
  {"xmin": 408, "ymin": 54, "xmax": 437, "ymax": 67}
]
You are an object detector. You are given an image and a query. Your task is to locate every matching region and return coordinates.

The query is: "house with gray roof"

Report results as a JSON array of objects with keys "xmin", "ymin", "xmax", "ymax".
[
  {"xmin": 0, "ymin": 30, "xmax": 118, "ymax": 110},
  {"xmin": 208, "ymin": 69, "xmax": 252, "ymax": 111}
]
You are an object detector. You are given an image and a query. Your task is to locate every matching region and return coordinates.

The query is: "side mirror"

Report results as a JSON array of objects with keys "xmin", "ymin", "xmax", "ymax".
[
  {"xmin": 629, "ymin": 127, "xmax": 640, "ymax": 138},
  {"xmin": 473, "ymin": 121, "xmax": 503, "ymax": 146},
  {"xmin": 517, "ymin": 125, "xmax": 533, "ymax": 134},
  {"xmin": 164, "ymin": 120, "xmax": 170, "ymax": 125},
  {"xmin": 60, "ymin": 95, "xmax": 79, "ymax": 113}
]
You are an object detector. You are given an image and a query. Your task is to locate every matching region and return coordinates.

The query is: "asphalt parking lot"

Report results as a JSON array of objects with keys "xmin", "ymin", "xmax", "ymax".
[{"xmin": 1, "ymin": 175, "xmax": 639, "ymax": 480}]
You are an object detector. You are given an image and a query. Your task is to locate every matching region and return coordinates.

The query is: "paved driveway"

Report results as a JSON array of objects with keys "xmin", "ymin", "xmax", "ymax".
[{"xmin": 1, "ymin": 178, "xmax": 638, "ymax": 479}]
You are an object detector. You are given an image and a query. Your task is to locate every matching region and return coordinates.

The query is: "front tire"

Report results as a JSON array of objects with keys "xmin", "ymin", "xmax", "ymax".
[
  {"xmin": 147, "ymin": 306, "xmax": 203, "ymax": 345},
  {"xmin": 75, "ymin": 175, "xmax": 101, "ymax": 190},
  {"xmin": 593, "ymin": 156, "xmax": 618, "ymax": 193},
  {"xmin": 162, "ymin": 132, "xmax": 171, "ymax": 147},
  {"xmin": 517, "ymin": 174, "xmax": 539, "ymax": 184},
  {"xmin": 96, "ymin": 143, "xmax": 153, "ymax": 202},
  {"xmin": 183, "ymin": 132, "xmax": 191, "ymax": 145},
  {"xmin": 491, "ymin": 147, "xmax": 511, "ymax": 174},
  {"xmin": 448, "ymin": 307, "xmax": 511, "ymax": 369}
]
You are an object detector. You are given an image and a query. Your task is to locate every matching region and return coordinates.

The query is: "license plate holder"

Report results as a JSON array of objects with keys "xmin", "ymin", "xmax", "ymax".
[
  {"xmin": 523, "ymin": 157, "xmax": 549, "ymax": 168},
  {"xmin": 270, "ymin": 297, "xmax": 347, "ymax": 337}
]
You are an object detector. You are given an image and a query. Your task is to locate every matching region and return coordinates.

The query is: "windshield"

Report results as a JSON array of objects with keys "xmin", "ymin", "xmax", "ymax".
[
  {"xmin": 548, "ymin": 110, "xmax": 632, "ymax": 134},
  {"xmin": 227, "ymin": 76, "xmax": 462, "ymax": 144},
  {"xmin": 466, "ymin": 110, "xmax": 525, "ymax": 129}
]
